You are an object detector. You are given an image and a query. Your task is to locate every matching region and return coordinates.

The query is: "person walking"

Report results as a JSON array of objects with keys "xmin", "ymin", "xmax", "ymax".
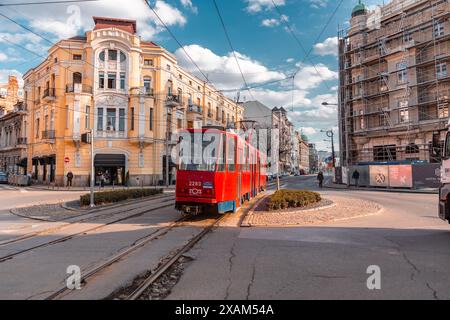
[
  {"xmin": 352, "ymin": 169, "xmax": 360, "ymax": 187},
  {"xmin": 317, "ymin": 171, "xmax": 324, "ymax": 188},
  {"xmin": 66, "ymin": 171, "xmax": 74, "ymax": 188}
]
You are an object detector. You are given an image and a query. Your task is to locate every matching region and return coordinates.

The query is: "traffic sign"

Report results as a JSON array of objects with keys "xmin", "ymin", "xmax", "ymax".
[{"xmin": 64, "ymin": 156, "xmax": 70, "ymax": 163}]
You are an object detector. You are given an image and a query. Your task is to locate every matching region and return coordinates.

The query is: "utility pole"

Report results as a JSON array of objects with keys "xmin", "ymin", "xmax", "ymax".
[
  {"xmin": 276, "ymin": 110, "xmax": 281, "ymax": 191},
  {"xmin": 165, "ymin": 105, "xmax": 170, "ymax": 188},
  {"xmin": 321, "ymin": 129, "xmax": 336, "ymax": 168},
  {"xmin": 90, "ymin": 128, "xmax": 95, "ymax": 208}
]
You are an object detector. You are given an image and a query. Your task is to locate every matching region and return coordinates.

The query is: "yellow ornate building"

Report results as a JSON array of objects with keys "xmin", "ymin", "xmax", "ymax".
[{"xmin": 23, "ymin": 17, "xmax": 243, "ymax": 186}]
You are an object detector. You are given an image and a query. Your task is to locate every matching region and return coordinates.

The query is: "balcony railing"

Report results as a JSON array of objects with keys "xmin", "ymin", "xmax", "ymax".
[
  {"xmin": 166, "ymin": 94, "xmax": 181, "ymax": 107},
  {"xmin": 66, "ymin": 83, "xmax": 93, "ymax": 94},
  {"xmin": 41, "ymin": 130, "xmax": 55, "ymax": 139},
  {"xmin": 143, "ymin": 87, "xmax": 154, "ymax": 96},
  {"xmin": 43, "ymin": 88, "xmax": 56, "ymax": 99},
  {"xmin": 188, "ymin": 104, "xmax": 202, "ymax": 114},
  {"xmin": 16, "ymin": 137, "xmax": 27, "ymax": 145}
]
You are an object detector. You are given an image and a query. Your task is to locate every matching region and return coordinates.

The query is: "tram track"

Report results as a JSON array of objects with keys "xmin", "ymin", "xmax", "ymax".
[
  {"xmin": 0, "ymin": 193, "xmax": 174, "ymax": 247},
  {"xmin": 124, "ymin": 214, "xmax": 227, "ymax": 300},
  {"xmin": 0, "ymin": 196, "xmax": 176, "ymax": 263}
]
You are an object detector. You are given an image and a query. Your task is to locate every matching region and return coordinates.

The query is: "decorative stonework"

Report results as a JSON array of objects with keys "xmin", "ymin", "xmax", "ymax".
[{"xmin": 95, "ymin": 94, "xmax": 127, "ymax": 106}]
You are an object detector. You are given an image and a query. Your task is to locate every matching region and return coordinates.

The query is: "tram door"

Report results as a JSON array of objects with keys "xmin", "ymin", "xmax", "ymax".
[{"xmin": 237, "ymin": 146, "xmax": 242, "ymax": 205}]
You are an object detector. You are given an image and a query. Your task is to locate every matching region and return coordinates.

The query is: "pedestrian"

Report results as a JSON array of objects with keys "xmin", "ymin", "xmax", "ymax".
[
  {"xmin": 26, "ymin": 171, "xmax": 32, "ymax": 186},
  {"xmin": 66, "ymin": 171, "xmax": 74, "ymax": 188},
  {"xmin": 100, "ymin": 173, "xmax": 105, "ymax": 188},
  {"xmin": 352, "ymin": 169, "xmax": 360, "ymax": 187},
  {"xmin": 317, "ymin": 171, "xmax": 324, "ymax": 188}
]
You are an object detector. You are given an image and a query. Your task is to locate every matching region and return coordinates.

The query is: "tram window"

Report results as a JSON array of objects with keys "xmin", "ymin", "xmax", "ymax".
[
  {"xmin": 217, "ymin": 134, "xmax": 226, "ymax": 172},
  {"xmin": 227, "ymin": 136, "xmax": 236, "ymax": 172}
]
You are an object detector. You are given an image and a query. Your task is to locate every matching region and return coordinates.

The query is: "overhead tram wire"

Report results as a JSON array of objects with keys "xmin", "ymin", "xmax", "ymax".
[
  {"xmin": 212, "ymin": 0, "xmax": 255, "ymax": 101},
  {"xmin": 142, "ymin": 0, "xmax": 209, "ymax": 83},
  {"xmin": 0, "ymin": 0, "xmax": 100, "ymax": 6}
]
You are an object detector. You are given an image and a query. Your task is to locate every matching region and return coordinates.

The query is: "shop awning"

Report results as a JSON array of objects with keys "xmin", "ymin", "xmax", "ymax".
[{"xmin": 94, "ymin": 154, "xmax": 126, "ymax": 167}]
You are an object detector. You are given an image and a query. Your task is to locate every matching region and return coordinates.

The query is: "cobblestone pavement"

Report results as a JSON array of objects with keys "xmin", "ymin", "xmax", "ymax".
[
  {"xmin": 12, "ymin": 203, "xmax": 82, "ymax": 221},
  {"xmin": 243, "ymin": 195, "xmax": 382, "ymax": 227}
]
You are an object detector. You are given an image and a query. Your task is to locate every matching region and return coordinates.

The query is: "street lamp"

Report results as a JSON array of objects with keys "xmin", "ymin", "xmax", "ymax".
[
  {"xmin": 320, "ymin": 129, "xmax": 336, "ymax": 168},
  {"xmin": 322, "ymin": 102, "xmax": 338, "ymax": 106}
]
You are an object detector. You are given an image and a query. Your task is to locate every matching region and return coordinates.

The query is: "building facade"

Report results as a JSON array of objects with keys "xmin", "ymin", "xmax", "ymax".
[
  {"xmin": 23, "ymin": 17, "xmax": 243, "ymax": 186},
  {"xmin": 0, "ymin": 101, "xmax": 27, "ymax": 174},
  {"xmin": 338, "ymin": 0, "xmax": 449, "ymax": 165},
  {"xmin": 0, "ymin": 76, "xmax": 21, "ymax": 116},
  {"xmin": 297, "ymin": 132, "xmax": 310, "ymax": 173},
  {"xmin": 243, "ymin": 101, "xmax": 296, "ymax": 174},
  {"xmin": 309, "ymin": 143, "xmax": 319, "ymax": 173}
]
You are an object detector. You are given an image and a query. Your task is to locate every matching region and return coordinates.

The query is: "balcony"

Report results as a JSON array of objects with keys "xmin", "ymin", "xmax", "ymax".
[
  {"xmin": 16, "ymin": 137, "xmax": 27, "ymax": 146},
  {"xmin": 166, "ymin": 94, "xmax": 181, "ymax": 107},
  {"xmin": 188, "ymin": 104, "xmax": 202, "ymax": 114},
  {"xmin": 143, "ymin": 87, "xmax": 154, "ymax": 96},
  {"xmin": 41, "ymin": 130, "xmax": 55, "ymax": 140},
  {"xmin": 66, "ymin": 83, "xmax": 93, "ymax": 94},
  {"xmin": 43, "ymin": 88, "xmax": 56, "ymax": 101}
]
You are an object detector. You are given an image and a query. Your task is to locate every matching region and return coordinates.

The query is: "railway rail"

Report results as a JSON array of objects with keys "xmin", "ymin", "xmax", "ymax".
[{"xmin": 0, "ymin": 195, "xmax": 176, "ymax": 263}]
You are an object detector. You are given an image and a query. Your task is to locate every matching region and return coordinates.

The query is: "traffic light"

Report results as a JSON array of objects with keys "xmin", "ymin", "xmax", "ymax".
[{"xmin": 81, "ymin": 132, "xmax": 91, "ymax": 144}]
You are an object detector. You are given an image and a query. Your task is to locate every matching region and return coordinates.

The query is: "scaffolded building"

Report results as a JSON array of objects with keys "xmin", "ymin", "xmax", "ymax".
[{"xmin": 338, "ymin": 0, "xmax": 449, "ymax": 165}]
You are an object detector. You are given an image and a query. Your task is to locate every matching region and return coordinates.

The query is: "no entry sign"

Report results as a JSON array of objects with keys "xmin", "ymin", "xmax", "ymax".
[{"xmin": 64, "ymin": 156, "xmax": 70, "ymax": 164}]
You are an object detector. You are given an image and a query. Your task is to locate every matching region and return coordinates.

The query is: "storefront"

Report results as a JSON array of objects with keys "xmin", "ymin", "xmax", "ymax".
[
  {"xmin": 94, "ymin": 154, "xmax": 126, "ymax": 186},
  {"xmin": 32, "ymin": 155, "xmax": 55, "ymax": 183}
]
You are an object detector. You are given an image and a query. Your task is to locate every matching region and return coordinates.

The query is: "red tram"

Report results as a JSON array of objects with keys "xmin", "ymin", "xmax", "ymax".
[{"xmin": 175, "ymin": 126, "xmax": 266, "ymax": 215}]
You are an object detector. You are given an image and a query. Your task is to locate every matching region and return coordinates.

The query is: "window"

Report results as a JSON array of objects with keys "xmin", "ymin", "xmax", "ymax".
[
  {"xmin": 144, "ymin": 77, "xmax": 151, "ymax": 94},
  {"xmin": 73, "ymin": 54, "xmax": 82, "ymax": 60},
  {"xmin": 107, "ymin": 73, "xmax": 116, "ymax": 89},
  {"xmin": 227, "ymin": 136, "xmax": 236, "ymax": 171},
  {"xmin": 120, "ymin": 72, "xmax": 125, "ymax": 90},
  {"xmin": 406, "ymin": 143, "xmax": 419, "ymax": 154},
  {"xmin": 168, "ymin": 81, "xmax": 173, "ymax": 96},
  {"xmin": 437, "ymin": 63, "xmax": 447, "ymax": 79},
  {"xmin": 99, "ymin": 51, "xmax": 105, "ymax": 61},
  {"xmin": 144, "ymin": 59, "xmax": 153, "ymax": 66},
  {"xmin": 85, "ymin": 105, "xmax": 90, "ymax": 129},
  {"xmin": 179, "ymin": 74, "xmax": 182, "ymax": 80},
  {"xmin": 359, "ymin": 110, "xmax": 365, "ymax": 129},
  {"xmin": 109, "ymin": 50, "xmax": 117, "ymax": 61},
  {"xmin": 131, "ymin": 107, "xmax": 135, "ymax": 131},
  {"xmin": 73, "ymin": 72, "xmax": 82, "ymax": 84},
  {"xmin": 439, "ymin": 104, "xmax": 448, "ymax": 119},
  {"xmin": 399, "ymin": 108, "xmax": 409, "ymax": 123},
  {"xmin": 149, "ymin": 108, "xmax": 153, "ymax": 131},
  {"xmin": 35, "ymin": 118, "xmax": 40, "ymax": 138},
  {"xmin": 398, "ymin": 69, "xmax": 408, "ymax": 83},
  {"xmin": 166, "ymin": 64, "xmax": 171, "ymax": 71},
  {"xmin": 65, "ymin": 105, "xmax": 70, "ymax": 129},
  {"xmin": 434, "ymin": 22, "xmax": 444, "ymax": 37},
  {"xmin": 99, "ymin": 72, "xmax": 105, "ymax": 89},
  {"xmin": 120, "ymin": 52, "xmax": 126, "ymax": 62},
  {"xmin": 119, "ymin": 108, "xmax": 125, "ymax": 132},
  {"xmin": 97, "ymin": 108, "xmax": 104, "ymax": 131},
  {"xmin": 403, "ymin": 32, "xmax": 412, "ymax": 42},
  {"xmin": 107, "ymin": 108, "xmax": 116, "ymax": 131}
]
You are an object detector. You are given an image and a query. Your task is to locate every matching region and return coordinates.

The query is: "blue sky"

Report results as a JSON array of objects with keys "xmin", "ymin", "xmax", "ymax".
[{"xmin": 0, "ymin": 0, "xmax": 383, "ymax": 151}]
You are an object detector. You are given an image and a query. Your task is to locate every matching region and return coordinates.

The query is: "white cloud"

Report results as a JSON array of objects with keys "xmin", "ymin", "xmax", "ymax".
[
  {"xmin": 2, "ymin": 0, "xmax": 186, "ymax": 44},
  {"xmin": 261, "ymin": 14, "xmax": 288, "ymax": 27},
  {"xmin": 301, "ymin": 127, "xmax": 317, "ymax": 135},
  {"xmin": 0, "ymin": 53, "xmax": 8, "ymax": 61},
  {"xmin": 245, "ymin": 0, "xmax": 285, "ymax": 13},
  {"xmin": 313, "ymin": 37, "xmax": 338, "ymax": 56},
  {"xmin": 286, "ymin": 58, "xmax": 295, "ymax": 63},
  {"xmin": 309, "ymin": 0, "xmax": 328, "ymax": 9},
  {"xmin": 180, "ymin": 0, "xmax": 198, "ymax": 14},
  {"xmin": 294, "ymin": 63, "xmax": 338, "ymax": 90},
  {"xmin": 174, "ymin": 44, "xmax": 285, "ymax": 90},
  {"xmin": 261, "ymin": 18, "xmax": 280, "ymax": 27}
]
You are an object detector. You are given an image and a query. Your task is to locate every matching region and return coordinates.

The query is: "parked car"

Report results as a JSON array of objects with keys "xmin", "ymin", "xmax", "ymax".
[{"xmin": 0, "ymin": 172, "xmax": 8, "ymax": 184}]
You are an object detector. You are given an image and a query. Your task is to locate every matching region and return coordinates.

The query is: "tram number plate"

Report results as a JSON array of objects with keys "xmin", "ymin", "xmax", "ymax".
[{"xmin": 189, "ymin": 188, "xmax": 202, "ymax": 195}]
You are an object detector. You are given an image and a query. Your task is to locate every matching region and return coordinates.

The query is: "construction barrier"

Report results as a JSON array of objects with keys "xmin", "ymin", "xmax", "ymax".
[{"xmin": 338, "ymin": 163, "xmax": 441, "ymax": 189}]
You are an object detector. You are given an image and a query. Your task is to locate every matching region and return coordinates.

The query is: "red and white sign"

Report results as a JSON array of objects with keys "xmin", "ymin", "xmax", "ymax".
[{"xmin": 64, "ymin": 156, "xmax": 70, "ymax": 163}]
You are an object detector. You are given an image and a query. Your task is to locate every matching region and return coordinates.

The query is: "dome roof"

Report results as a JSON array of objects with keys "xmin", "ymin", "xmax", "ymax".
[{"xmin": 352, "ymin": 0, "xmax": 368, "ymax": 17}]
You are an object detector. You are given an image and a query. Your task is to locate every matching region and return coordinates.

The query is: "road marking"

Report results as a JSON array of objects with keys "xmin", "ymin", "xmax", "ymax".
[{"xmin": 19, "ymin": 188, "xmax": 28, "ymax": 193}]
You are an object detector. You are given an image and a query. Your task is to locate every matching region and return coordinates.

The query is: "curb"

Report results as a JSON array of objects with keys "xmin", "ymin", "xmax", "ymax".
[{"xmin": 324, "ymin": 184, "xmax": 438, "ymax": 194}]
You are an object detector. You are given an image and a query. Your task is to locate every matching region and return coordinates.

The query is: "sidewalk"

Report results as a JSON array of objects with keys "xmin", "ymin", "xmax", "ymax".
[
  {"xmin": 325, "ymin": 181, "xmax": 438, "ymax": 194},
  {"xmin": 25, "ymin": 184, "xmax": 176, "ymax": 192}
]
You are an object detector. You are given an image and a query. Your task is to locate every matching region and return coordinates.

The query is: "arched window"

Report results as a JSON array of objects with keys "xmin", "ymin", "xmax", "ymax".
[
  {"xmin": 73, "ymin": 72, "xmax": 82, "ymax": 84},
  {"xmin": 99, "ymin": 50, "xmax": 105, "ymax": 61}
]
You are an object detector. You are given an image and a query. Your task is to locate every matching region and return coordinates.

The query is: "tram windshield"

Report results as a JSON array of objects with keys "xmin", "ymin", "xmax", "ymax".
[{"xmin": 178, "ymin": 131, "xmax": 225, "ymax": 172}]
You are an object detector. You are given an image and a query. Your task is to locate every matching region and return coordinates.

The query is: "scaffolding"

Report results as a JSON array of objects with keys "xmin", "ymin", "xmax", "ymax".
[{"xmin": 338, "ymin": 0, "xmax": 450, "ymax": 165}]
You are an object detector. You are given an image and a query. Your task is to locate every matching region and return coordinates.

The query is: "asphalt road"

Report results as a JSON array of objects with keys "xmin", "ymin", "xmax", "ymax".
[{"xmin": 167, "ymin": 175, "xmax": 450, "ymax": 300}]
